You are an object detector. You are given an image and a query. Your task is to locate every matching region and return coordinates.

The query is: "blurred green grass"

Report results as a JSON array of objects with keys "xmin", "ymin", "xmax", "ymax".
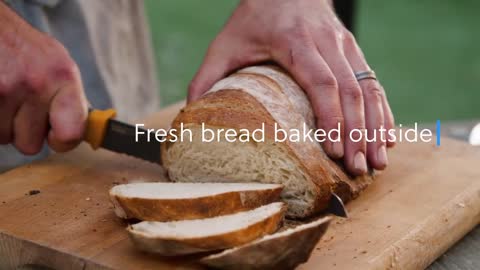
[
  {"xmin": 144, "ymin": 0, "xmax": 238, "ymax": 104},
  {"xmin": 145, "ymin": 0, "xmax": 480, "ymax": 124}
]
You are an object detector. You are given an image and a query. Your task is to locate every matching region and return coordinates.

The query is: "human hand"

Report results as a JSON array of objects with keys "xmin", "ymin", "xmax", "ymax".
[
  {"xmin": 0, "ymin": 2, "xmax": 88, "ymax": 154},
  {"xmin": 188, "ymin": 0, "xmax": 395, "ymax": 175}
]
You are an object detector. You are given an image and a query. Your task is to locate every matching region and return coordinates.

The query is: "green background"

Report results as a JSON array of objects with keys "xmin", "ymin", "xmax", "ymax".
[{"xmin": 145, "ymin": 0, "xmax": 480, "ymax": 124}]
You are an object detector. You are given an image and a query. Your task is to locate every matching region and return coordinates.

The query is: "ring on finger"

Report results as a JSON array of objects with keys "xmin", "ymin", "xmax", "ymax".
[{"xmin": 354, "ymin": 70, "xmax": 377, "ymax": 82}]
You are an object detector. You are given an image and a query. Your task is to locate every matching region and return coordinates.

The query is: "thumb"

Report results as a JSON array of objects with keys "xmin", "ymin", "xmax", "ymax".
[
  {"xmin": 188, "ymin": 44, "xmax": 232, "ymax": 103},
  {"xmin": 48, "ymin": 79, "xmax": 88, "ymax": 153}
]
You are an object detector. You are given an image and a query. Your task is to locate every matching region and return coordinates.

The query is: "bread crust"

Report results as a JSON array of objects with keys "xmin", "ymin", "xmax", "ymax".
[
  {"xmin": 110, "ymin": 184, "xmax": 283, "ymax": 221},
  {"xmin": 200, "ymin": 216, "xmax": 331, "ymax": 270},
  {"xmin": 162, "ymin": 65, "xmax": 374, "ymax": 218},
  {"xmin": 127, "ymin": 204, "xmax": 286, "ymax": 256}
]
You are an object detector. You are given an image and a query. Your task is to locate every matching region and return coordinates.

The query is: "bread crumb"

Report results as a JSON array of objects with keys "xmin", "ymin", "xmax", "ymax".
[
  {"xmin": 387, "ymin": 225, "xmax": 391, "ymax": 229},
  {"xmin": 28, "ymin": 190, "xmax": 41, "ymax": 196},
  {"xmin": 361, "ymin": 250, "xmax": 368, "ymax": 254},
  {"xmin": 86, "ymin": 197, "xmax": 91, "ymax": 201}
]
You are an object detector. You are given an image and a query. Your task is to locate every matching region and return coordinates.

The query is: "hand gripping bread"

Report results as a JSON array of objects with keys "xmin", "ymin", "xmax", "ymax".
[
  {"xmin": 201, "ymin": 216, "xmax": 331, "ymax": 270},
  {"xmin": 127, "ymin": 202, "xmax": 285, "ymax": 256},
  {"xmin": 162, "ymin": 65, "xmax": 374, "ymax": 218},
  {"xmin": 110, "ymin": 182, "xmax": 283, "ymax": 221}
]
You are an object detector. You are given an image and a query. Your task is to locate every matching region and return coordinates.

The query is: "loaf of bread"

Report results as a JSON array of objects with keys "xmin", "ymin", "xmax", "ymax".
[{"xmin": 162, "ymin": 66, "xmax": 374, "ymax": 218}]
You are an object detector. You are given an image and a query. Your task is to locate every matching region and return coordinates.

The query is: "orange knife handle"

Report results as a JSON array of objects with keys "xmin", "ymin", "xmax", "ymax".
[{"xmin": 85, "ymin": 108, "xmax": 117, "ymax": 149}]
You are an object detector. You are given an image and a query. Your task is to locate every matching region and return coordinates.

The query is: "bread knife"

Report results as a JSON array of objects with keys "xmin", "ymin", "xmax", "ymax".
[
  {"xmin": 327, "ymin": 193, "xmax": 348, "ymax": 218},
  {"xmin": 85, "ymin": 108, "xmax": 162, "ymax": 164},
  {"xmin": 84, "ymin": 108, "xmax": 348, "ymax": 217}
]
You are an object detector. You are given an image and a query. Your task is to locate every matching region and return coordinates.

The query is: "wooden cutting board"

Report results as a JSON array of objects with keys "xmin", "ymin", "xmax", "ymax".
[{"xmin": 0, "ymin": 102, "xmax": 479, "ymax": 270}]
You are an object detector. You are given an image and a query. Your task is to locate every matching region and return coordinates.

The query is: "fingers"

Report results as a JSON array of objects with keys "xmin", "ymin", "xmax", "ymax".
[
  {"xmin": 313, "ymin": 31, "xmax": 367, "ymax": 175},
  {"xmin": 343, "ymin": 32, "xmax": 388, "ymax": 170},
  {"xmin": 5, "ymin": 66, "xmax": 87, "ymax": 155},
  {"xmin": 4, "ymin": 62, "xmax": 88, "ymax": 154},
  {"xmin": 13, "ymin": 100, "xmax": 49, "ymax": 155},
  {"xmin": 273, "ymin": 39, "xmax": 345, "ymax": 159},
  {"xmin": 381, "ymin": 85, "xmax": 396, "ymax": 147},
  {"xmin": 10, "ymin": 72, "xmax": 51, "ymax": 154},
  {"xmin": 47, "ymin": 71, "xmax": 88, "ymax": 153},
  {"xmin": 0, "ymin": 89, "xmax": 21, "ymax": 144}
]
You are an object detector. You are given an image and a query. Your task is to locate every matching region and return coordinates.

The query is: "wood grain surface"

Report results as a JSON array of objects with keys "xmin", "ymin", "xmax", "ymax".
[{"xmin": 0, "ymin": 101, "xmax": 479, "ymax": 270}]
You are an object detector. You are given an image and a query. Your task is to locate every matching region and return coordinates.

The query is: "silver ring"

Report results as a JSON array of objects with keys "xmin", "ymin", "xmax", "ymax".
[{"xmin": 354, "ymin": 70, "xmax": 377, "ymax": 81}]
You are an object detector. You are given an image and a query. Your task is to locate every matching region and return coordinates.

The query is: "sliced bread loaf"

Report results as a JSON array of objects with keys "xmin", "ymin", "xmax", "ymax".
[
  {"xmin": 110, "ymin": 182, "xmax": 283, "ymax": 221},
  {"xmin": 162, "ymin": 65, "xmax": 374, "ymax": 218},
  {"xmin": 127, "ymin": 202, "xmax": 286, "ymax": 256},
  {"xmin": 201, "ymin": 216, "xmax": 331, "ymax": 270}
]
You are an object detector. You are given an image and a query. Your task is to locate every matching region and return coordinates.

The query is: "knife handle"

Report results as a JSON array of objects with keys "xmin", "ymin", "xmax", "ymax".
[{"xmin": 85, "ymin": 108, "xmax": 117, "ymax": 149}]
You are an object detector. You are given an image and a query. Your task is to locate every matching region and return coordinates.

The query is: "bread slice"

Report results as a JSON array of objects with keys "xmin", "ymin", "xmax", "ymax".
[
  {"xmin": 162, "ymin": 65, "xmax": 374, "ymax": 218},
  {"xmin": 110, "ymin": 182, "xmax": 283, "ymax": 221},
  {"xmin": 200, "ymin": 216, "xmax": 331, "ymax": 270},
  {"xmin": 127, "ymin": 202, "xmax": 286, "ymax": 256}
]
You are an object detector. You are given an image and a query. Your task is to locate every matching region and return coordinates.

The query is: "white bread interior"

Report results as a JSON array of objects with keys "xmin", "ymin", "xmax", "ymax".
[
  {"xmin": 110, "ymin": 182, "xmax": 283, "ymax": 221},
  {"xmin": 127, "ymin": 202, "xmax": 285, "ymax": 256},
  {"xmin": 164, "ymin": 127, "xmax": 316, "ymax": 218},
  {"xmin": 110, "ymin": 182, "xmax": 282, "ymax": 199}
]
